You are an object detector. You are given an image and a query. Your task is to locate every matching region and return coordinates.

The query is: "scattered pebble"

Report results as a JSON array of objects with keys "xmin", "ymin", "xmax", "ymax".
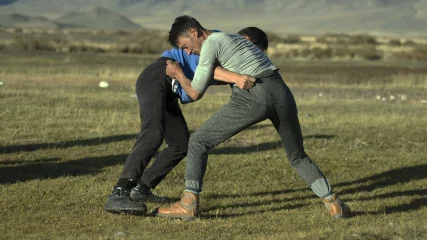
[
  {"xmin": 115, "ymin": 231, "xmax": 127, "ymax": 237},
  {"xmin": 99, "ymin": 81, "xmax": 109, "ymax": 88},
  {"xmin": 376, "ymin": 93, "xmax": 408, "ymax": 102}
]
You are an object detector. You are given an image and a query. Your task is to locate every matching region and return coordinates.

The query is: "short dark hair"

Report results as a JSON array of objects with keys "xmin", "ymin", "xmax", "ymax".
[
  {"xmin": 168, "ymin": 15, "xmax": 206, "ymax": 47},
  {"xmin": 238, "ymin": 27, "xmax": 269, "ymax": 51}
]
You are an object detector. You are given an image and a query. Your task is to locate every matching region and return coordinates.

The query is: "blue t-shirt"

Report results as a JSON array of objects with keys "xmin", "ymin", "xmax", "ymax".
[
  {"xmin": 162, "ymin": 49, "xmax": 198, "ymax": 104},
  {"xmin": 161, "ymin": 30, "xmax": 222, "ymax": 104}
]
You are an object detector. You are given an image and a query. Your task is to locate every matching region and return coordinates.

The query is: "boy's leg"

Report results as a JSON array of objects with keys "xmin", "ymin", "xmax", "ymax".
[
  {"xmin": 157, "ymin": 86, "xmax": 271, "ymax": 220},
  {"xmin": 132, "ymin": 100, "xmax": 190, "ymax": 203},
  {"xmin": 269, "ymin": 88, "xmax": 327, "ymax": 190},
  {"xmin": 141, "ymin": 101, "xmax": 189, "ymax": 188},
  {"xmin": 119, "ymin": 58, "xmax": 170, "ymax": 182},
  {"xmin": 270, "ymin": 81, "xmax": 351, "ymax": 218},
  {"xmin": 104, "ymin": 58, "xmax": 170, "ymax": 214},
  {"xmin": 185, "ymin": 86, "xmax": 271, "ymax": 193}
]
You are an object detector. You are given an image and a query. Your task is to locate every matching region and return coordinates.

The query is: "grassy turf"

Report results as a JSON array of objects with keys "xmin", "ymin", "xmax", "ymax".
[{"xmin": 0, "ymin": 52, "xmax": 426, "ymax": 240}]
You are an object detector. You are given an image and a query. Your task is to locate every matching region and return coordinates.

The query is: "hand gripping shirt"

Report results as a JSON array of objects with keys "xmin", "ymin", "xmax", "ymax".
[{"xmin": 161, "ymin": 48, "xmax": 198, "ymax": 104}]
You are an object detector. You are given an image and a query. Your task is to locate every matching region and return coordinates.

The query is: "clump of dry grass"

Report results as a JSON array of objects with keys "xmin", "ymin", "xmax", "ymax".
[
  {"xmin": 0, "ymin": 27, "xmax": 171, "ymax": 54},
  {"xmin": 1, "ymin": 27, "xmax": 427, "ymax": 62},
  {"xmin": 268, "ymin": 33, "xmax": 427, "ymax": 61}
]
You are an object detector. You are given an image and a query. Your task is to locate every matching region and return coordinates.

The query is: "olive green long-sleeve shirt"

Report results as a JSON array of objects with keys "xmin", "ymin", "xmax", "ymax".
[{"xmin": 191, "ymin": 32, "xmax": 278, "ymax": 94}]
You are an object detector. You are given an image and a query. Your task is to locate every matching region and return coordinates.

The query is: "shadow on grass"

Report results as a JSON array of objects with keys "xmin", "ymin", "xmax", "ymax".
[
  {"xmin": 350, "ymin": 190, "xmax": 427, "ymax": 216},
  {"xmin": 0, "ymin": 157, "xmax": 61, "ymax": 165},
  {"xmin": 0, "ymin": 133, "xmax": 335, "ymax": 185},
  {"xmin": 352, "ymin": 189, "xmax": 427, "ymax": 201},
  {"xmin": 0, "ymin": 134, "xmax": 137, "ymax": 154},
  {"xmin": 382, "ymin": 197, "xmax": 427, "ymax": 214},
  {"xmin": 206, "ymin": 188, "xmax": 309, "ymax": 199},
  {"xmin": 149, "ymin": 203, "xmax": 306, "ymax": 219},
  {"xmin": 0, "ymin": 131, "xmax": 334, "ymax": 155},
  {"xmin": 350, "ymin": 196, "xmax": 427, "ymax": 217},
  {"xmin": 304, "ymin": 134, "xmax": 336, "ymax": 140},
  {"xmin": 337, "ymin": 164, "xmax": 427, "ymax": 216},
  {"xmin": 200, "ymin": 164, "xmax": 427, "ymax": 217},
  {"xmin": 0, "ymin": 154, "xmax": 127, "ymax": 184},
  {"xmin": 210, "ymin": 134, "xmax": 336, "ymax": 155},
  {"xmin": 210, "ymin": 141, "xmax": 283, "ymax": 155},
  {"xmin": 202, "ymin": 197, "xmax": 304, "ymax": 212},
  {"xmin": 337, "ymin": 164, "xmax": 427, "ymax": 194},
  {"xmin": 201, "ymin": 204, "xmax": 306, "ymax": 219}
]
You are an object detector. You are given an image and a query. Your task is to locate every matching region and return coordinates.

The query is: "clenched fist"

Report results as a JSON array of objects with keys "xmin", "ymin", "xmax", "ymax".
[
  {"xmin": 235, "ymin": 74, "xmax": 256, "ymax": 90},
  {"xmin": 165, "ymin": 60, "xmax": 183, "ymax": 79}
]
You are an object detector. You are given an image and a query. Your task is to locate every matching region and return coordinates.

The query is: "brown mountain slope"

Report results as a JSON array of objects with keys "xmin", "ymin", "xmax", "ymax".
[
  {"xmin": 0, "ymin": 0, "xmax": 426, "ymax": 36},
  {"xmin": 55, "ymin": 7, "xmax": 141, "ymax": 30}
]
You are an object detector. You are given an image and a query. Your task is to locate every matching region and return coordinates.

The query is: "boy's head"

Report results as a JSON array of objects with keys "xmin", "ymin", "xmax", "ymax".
[
  {"xmin": 238, "ymin": 27, "xmax": 269, "ymax": 51},
  {"xmin": 168, "ymin": 15, "xmax": 206, "ymax": 55}
]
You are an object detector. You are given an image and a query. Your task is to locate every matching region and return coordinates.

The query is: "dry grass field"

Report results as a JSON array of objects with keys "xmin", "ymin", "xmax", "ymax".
[
  {"xmin": 1, "ymin": 27, "xmax": 427, "ymax": 62},
  {"xmin": 0, "ymin": 41, "xmax": 426, "ymax": 239}
]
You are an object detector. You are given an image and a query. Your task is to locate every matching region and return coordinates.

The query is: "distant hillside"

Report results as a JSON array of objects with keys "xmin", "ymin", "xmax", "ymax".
[
  {"xmin": 0, "ymin": 0, "xmax": 18, "ymax": 6},
  {"xmin": 0, "ymin": 0, "xmax": 427, "ymax": 36},
  {"xmin": 0, "ymin": 13, "xmax": 57, "ymax": 28},
  {"xmin": 55, "ymin": 7, "xmax": 141, "ymax": 30},
  {"xmin": 0, "ymin": 7, "xmax": 142, "ymax": 31}
]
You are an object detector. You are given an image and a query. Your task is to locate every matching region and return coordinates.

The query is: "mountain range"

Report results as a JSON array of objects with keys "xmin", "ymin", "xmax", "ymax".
[{"xmin": 0, "ymin": 0, "xmax": 426, "ymax": 36}]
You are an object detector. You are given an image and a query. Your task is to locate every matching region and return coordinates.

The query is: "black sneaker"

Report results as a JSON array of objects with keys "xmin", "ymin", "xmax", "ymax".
[
  {"xmin": 130, "ymin": 184, "xmax": 170, "ymax": 203},
  {"xmin": 104, "ymin": 186, "xmax": 147, "ymax": 215}
]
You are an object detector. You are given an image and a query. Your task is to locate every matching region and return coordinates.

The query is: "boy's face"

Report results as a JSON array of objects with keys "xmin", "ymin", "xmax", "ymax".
[{"xmin": 176, "ymin": 28, "xmax": 202, "ymax": 55}]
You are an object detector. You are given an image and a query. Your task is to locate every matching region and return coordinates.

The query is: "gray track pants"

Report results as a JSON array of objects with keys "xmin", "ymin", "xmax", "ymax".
[{"xmin": 185, "ymin": 71, "xmax": 326, "ymax": 193}]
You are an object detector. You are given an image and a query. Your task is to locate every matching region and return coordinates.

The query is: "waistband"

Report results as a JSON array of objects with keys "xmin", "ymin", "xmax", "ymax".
[
  {"xmin": 253, "ymin": 69, "xmax": 280, "ymax": 79},
  {"xmin": 158, "ymin": 56, "xmax": 176, "ymax": 62}
]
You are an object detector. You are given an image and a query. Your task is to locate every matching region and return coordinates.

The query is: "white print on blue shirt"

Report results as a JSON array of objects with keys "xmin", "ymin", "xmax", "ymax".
[{"xmin": 171, "ymin": 79, "xmax": 179, "ymax": 94}]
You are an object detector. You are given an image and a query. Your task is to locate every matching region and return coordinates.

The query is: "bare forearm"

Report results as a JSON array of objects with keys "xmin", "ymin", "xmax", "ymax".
[
  {"xmin": 175, "ymin": 72, "xmax": 203, "ymax": 101},
  {"xmin": 213, "ymin": 66, "xmax": 256, "ymax": 90},
  {"xmin": 213, "ymin": 66, "xmax": 240, "ymax": 84}
]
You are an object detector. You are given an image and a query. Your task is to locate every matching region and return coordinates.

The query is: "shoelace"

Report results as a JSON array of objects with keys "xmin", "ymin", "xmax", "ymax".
[{"xmin": 134, "ymin": 185, "xmax": 153, "ymax": 196}]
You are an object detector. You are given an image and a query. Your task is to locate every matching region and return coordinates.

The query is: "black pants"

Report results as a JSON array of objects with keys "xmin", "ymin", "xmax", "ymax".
[{"xmin": 119, "ymin": 57, "xmax": 190, "ymax": 188}]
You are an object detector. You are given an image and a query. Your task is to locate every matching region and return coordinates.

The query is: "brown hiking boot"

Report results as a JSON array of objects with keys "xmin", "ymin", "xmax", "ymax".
[
  {"xmin": 156, "ymin": 191, "xmax": 199, "ymax": 221},
  {"xmin": 323, "ymin": 193, "xmax": 351, "ymax": 219}
]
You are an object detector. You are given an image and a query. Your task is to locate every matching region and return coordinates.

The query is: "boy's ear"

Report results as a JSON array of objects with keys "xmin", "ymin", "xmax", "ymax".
[{"xmin": 189, "ymin": 28, "xmax": 197, "ymax": 36}]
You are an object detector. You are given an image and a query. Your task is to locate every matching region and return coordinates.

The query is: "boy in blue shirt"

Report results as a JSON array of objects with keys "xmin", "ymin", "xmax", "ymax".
[
  {"xmin": 104, "ymin": 44, "xmax": 256, "ymax": 215},
  {"xmin": 161, "ymin": 48, "xmax": 200, "ymax": 104}
]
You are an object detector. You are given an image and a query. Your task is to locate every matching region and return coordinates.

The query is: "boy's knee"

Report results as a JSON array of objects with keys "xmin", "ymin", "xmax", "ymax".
[
  {"xmin": 137, "ymin": 129, "xmax": 163, "ymax": 145},
  {"xmin": 174, "ymin": 142, "xmax": 188, "ymax": 155},
  {"xmin": 188, "ymin": 134, "xmax": 210, "ymax": 152},
  {"xmin": 287, "ymin": 152, "xmax": 309, "ymax": 167},
  {"xmin": 189, "ymin": 131, "xmax": 204, "ymax": 144}
]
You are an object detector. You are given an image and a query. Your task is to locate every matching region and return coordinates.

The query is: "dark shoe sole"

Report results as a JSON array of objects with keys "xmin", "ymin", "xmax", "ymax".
[
  {"xmin": 156, "ymin": 212, "xmax": 196, "ymax": 221},
  {"xmin": 132, "ymin": 196, "xmax": 170, "ymax": 204},
  {"xmin": 104, "ymin": 201, "xmax": 148, "ymax": 216},
  {"xmin": 104, "ymin": 208, "xmax": 147, "ymax": 216}
]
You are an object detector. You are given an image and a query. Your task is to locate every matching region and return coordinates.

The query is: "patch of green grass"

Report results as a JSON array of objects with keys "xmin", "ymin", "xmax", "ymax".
[{"xmin": 0, "ymin": 53, "xmax": 426, "ymax": 240}]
